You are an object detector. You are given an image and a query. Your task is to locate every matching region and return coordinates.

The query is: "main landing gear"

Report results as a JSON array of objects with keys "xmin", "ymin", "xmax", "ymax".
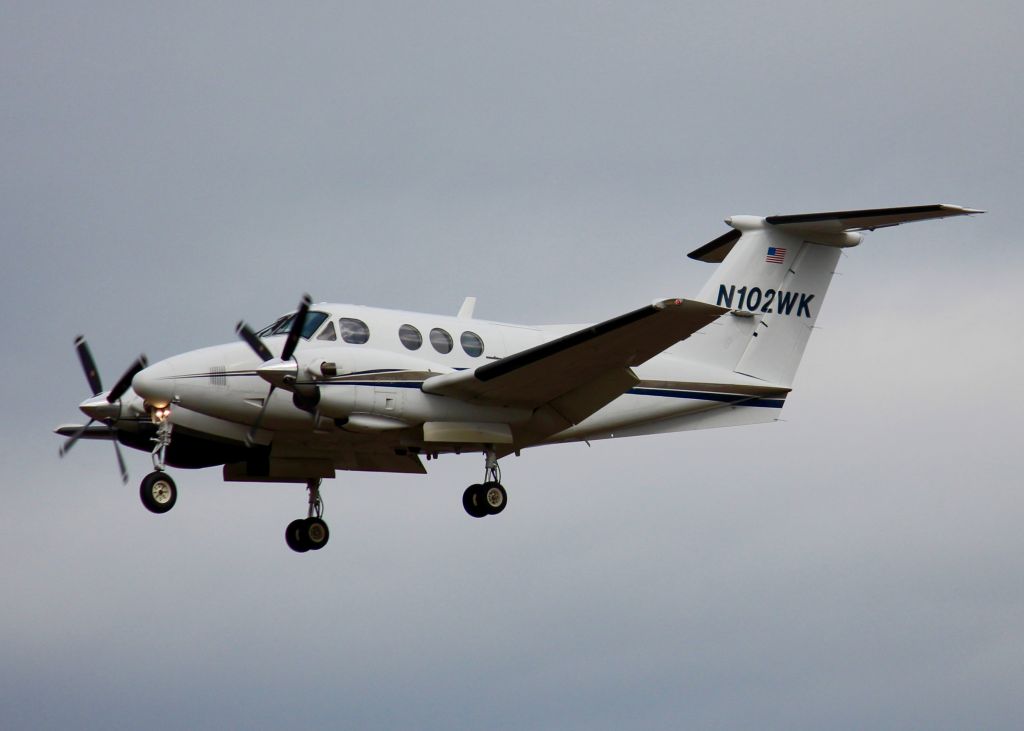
[
  {"xmin": 140, "ymin": 416, "xmax": 177, "ymax": 514},
  {"xmin": 285, "ymin": 479, "xmax": 330, "ymax": 553},
  {"xmin": 463, "ymin": 450, "xmax": 508, "ymax": 518}
]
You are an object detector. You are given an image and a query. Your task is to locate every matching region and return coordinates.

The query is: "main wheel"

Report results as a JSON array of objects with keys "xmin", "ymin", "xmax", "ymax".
[
  {"xmin": 285, "ymin": 518, "xmax": 309, "ymax": 553},
  {"xmin": 140, "ymin": 471, "xmax": 177, "ymax": 514},
  {"xmin": 482, "ymin": 482, "xmax": 507, "ymax": 515},
  {"xmin": 462, "ymin": 484, "xmax": 487, "ymax": 518},
  {"xmin": 303, "ymin": 517, "xmax": 330, "ymax": 550}
]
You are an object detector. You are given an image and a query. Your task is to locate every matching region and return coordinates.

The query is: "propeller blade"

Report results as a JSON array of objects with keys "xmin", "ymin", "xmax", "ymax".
[
  {"xmin": 75, "ymin": 336, "xmax": 103, "ymax": 396},
  {"xmin": 281, "ymin": 294, "xmax": 312, "ymax": 362},
  {"xmin": 106, "ymin": 355, "xmax": 149, "ymax": 404},
  {"xmin": 236, "ymin": 321, "xmax": 274, "ymax": 362},
  {"xmin": 58, "ymin": 418, "xmax": 96, "ymax": 458},
  {"xmin": 112, "ymin": 437, "xmax": 129, "ymax": 485},
  {"xmin": 246, "ymin": 385, "xmax": 275, "ymax": 447}
]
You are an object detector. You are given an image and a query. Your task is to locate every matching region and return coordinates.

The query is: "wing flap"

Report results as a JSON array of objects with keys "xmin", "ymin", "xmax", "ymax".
[
  {"xmin": 422, "ymin": 298, "xmax": 727, "ymax": 408},
  {"xmin": 338, "ymin": 450, "xmax": 427, "ymax": 474}
]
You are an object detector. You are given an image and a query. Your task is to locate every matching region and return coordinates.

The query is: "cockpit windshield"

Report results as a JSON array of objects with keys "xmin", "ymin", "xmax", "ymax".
[{"xmin": 257, "ymin": 310, "xmax": 329, "ymax": 340}]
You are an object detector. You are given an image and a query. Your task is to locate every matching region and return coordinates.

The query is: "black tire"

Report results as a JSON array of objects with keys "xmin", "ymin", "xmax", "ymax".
[
  {"xmin": 482, "ymin": 482, "xmax": 507, "ymax": 515},
  {"xmin": 303, "ymin": 517, "xmax": 330, "ymax": 550},
  {"xmin": 285, "ymin": 518, "xmax": 309, "ymax": 553},
  {"xmin": 140, "ymin": 471, "xmax": 177, "ymax": 514},
  {"xmin": 462, "ymin": 484, "xmax": 487, "ymax": 518}
]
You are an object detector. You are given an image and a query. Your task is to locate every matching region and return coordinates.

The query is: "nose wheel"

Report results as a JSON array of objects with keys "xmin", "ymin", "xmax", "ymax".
[
  {"xmin": 140, "ymin": 471, "xmax": 177, "ymax": 514},
  {"xmin": 286, "ymin": 480, "xmax": 330, "ymax": 552}
]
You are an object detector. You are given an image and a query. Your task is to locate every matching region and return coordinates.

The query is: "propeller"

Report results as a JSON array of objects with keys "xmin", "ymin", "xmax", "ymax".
[
  {"xmin": 59, "ymin": 337, "xmax": 148, "ymax": 484},
  {"xmin": 76, "ymin": 334, "xmax": 102, "ymax": 395},
  {"xmin": 236, "ymin": 295, "xmax": 312, "ymax": 445}
]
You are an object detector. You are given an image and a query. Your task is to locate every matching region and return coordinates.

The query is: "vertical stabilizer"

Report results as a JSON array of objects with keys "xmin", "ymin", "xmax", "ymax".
[
  {"xmin": 730, "ymin": 240, "xmax": 842, "ymax": 385},
  {"xmin": 679, "ymin": 205, "xmax": 981, "ymax": 387},
  {"xmin": 682, "ymin": 217, "xmax": 845, "ymax": 385}
]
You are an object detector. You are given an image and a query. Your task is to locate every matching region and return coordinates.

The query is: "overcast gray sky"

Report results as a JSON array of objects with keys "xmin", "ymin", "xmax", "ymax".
[{"xmin": 2, "ymin": 2, "xmax": 1022, "ymax": 729}]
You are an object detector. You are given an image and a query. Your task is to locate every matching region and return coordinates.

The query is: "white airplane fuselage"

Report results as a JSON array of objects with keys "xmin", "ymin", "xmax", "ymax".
[{"xmin": 132, "ymin": 302, "xmax": 781, "ymax": 454}]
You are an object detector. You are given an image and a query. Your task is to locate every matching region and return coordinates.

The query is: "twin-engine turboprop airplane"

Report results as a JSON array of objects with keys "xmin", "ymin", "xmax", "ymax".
[{"xmin": 57, "ymin": 204, "xmax": 980, "ymax": 552}]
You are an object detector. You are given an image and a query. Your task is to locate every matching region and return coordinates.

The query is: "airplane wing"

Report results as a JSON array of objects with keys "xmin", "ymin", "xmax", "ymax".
[{"xmin": 422, "ymin": 298, "xmax": 728, "ymax": 411}]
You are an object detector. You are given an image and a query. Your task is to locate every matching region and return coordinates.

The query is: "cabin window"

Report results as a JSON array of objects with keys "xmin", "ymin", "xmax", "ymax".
[
  {"xmin": 430, "ymin": 328, "xmax": 453, "ymax": 354},
  {"xmin": 399, "ymin": 324, "xmax": 422, "ymax": 350},
  {"xmin": 460, "ymin": 331, "xmax": 484, "ymax": 357},
  {"xmin": 316, "ymin": 321, "xmax": 337, "ymax": 341},
  {"xmin": 339, "ymin": 318, "xmax": 370, "ymax": 344}
]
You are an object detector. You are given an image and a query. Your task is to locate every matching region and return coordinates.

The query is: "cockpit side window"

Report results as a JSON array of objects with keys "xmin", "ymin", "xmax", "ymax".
[
  {"xmin": 256, "ymin": 317, "xmax": 286, "ymax": 338},
  {"xmin": 317, "ymin": 320, "xmax": 337, "ymax": 341},
  {"xmin": 301, "ymin": 312, "xmax": 328, "ymax": 338},
  {"xmin": 257, "ymin": 310, "xmax": 329, "ymax": 340}
]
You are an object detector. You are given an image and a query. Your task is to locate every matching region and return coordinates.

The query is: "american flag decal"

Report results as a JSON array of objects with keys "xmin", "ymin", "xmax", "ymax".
[{"xmin": 765, "ymin": 246, "xmax": 787, "ymax": 264}]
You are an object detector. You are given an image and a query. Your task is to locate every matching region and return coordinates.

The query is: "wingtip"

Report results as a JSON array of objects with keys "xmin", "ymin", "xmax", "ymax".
[{"xmin": 940, "ymin": 204, "xmax": 985, "ymax": 215}]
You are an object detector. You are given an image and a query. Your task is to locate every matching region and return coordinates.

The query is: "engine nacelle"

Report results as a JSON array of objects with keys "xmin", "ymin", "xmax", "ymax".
[
  {"xmin": 317, "ymin": 384, "xmax": 531, "ymax": 426},
  {"xmin": 303, "ymin": 346, "xmax": 531, "ymax": 427}
]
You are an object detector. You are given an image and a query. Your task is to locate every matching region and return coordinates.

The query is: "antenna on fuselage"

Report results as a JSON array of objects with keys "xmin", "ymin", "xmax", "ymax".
[{"xmin": 457, "ymin": 296, "xmax": 476, "ymax": 319}]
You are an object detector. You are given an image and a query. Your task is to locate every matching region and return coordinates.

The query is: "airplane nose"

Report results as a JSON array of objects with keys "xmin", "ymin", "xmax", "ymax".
[{"xmin": 132, "ymin": 362, "xmax": 177, "ymax": 406}]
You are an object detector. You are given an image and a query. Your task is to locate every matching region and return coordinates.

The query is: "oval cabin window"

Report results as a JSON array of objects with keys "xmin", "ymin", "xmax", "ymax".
[
  {"xmin": 399, "ymin": 324, "xmax": 422, "ymax": 350},
  {"xmin": 430, "ymin": 328, "xmax": 453, "ymax": 354},
  {"xmin": 460, "ymin": 331, "xmax": 484, "ymax": 357}
]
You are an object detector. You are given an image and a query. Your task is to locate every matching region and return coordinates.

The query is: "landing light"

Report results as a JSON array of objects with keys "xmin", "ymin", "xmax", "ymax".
[{"xmin": 150, "ymin": 406, "xmax": 172, "ymax": 423}]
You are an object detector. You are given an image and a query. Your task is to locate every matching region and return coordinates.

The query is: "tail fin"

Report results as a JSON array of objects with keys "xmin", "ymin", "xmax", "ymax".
[{"xmin": 679, "ymin": 204, "xmax": 981, "ymax": 387}]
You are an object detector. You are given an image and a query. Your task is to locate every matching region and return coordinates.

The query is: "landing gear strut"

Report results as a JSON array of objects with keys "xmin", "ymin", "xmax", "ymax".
[
  {"xmin": 285, "ymin": 479, "xmax": 330, "ymax": 553},
  {"xmin": 463, "ymin": 449, "xmax": 508, "ymax": 518},
  {"xmin": 140, "ymin": 412, "xmax": 177, "ymax": 514}
]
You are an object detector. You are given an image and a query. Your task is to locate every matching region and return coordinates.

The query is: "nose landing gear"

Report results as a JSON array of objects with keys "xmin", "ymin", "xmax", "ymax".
[
  {"xmin": 285, "ymin": 479, "xmax": 330, "ymax": 553},
  {"xmin": 462, "ymin": 449, "xmax": 508, "ymax": 518},
  {"xmin": 140, "ymin": 415, "xmax": 177, "ymax": 514}
]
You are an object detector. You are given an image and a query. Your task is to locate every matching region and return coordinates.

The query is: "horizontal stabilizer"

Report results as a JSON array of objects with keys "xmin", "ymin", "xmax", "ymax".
[
  {"xmin": 765, "ymin": 204, "xmax": 983, "ymax": 233},
  {"xmin": 688, "ymin": 204, "xmax": 981, "ymax": 261},
  {"xmin": 687, "ymin": 229, "xmax": 741, "ymax": 263},
  {"xmin": 423, "ymin": 298, "xmax": 727, "ymax": 408}
]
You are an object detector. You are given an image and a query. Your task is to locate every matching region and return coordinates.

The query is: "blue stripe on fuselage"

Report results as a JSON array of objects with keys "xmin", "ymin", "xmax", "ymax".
[
  {"xmin": 214, "ymin": 372, "xmax": 786, "ymax": 407},
  {"xmin": 628, "ymin": 387, "xmax": 786, "ymax": 409}
]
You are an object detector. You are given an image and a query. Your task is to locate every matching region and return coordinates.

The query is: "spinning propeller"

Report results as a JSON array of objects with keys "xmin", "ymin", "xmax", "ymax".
[
  {"xmin": 236, "ymin": 294, "xmax": 313, "ymax": 445},
  {"xmin": 59, "ymin": 336, "xmax": 148, "ymax": 484}
]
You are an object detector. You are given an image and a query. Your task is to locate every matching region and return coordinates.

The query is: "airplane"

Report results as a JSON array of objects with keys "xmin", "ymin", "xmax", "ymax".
[{"xmin": 56, "ymin": 204, "xmax": 981, "ymax": 552}]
